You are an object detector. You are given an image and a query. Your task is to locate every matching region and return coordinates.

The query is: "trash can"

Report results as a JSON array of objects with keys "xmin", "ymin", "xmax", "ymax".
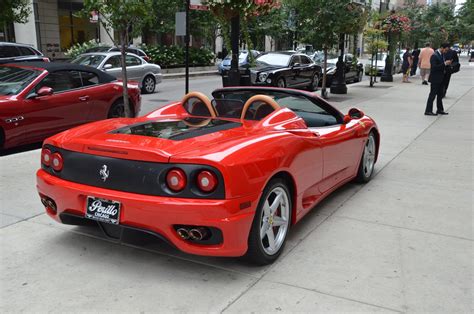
[{"xmin": 222, "ymin": 68, "xmax": 252, "ymax": 87}]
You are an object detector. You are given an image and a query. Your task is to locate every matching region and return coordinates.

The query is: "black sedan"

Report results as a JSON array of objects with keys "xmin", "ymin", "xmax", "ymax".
[
  {"xmin": 314, "ymin": 53, "xmax": 363, "ymax": 85},
  {"xmin": 249, "ymin": 52, "xmax": 322, "ymax": 90}
]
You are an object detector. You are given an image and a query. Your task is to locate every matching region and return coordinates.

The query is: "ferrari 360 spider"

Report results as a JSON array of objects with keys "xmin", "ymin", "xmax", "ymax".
[{"xmin": 36, "ymin": 87, "xmax": 379, "ymax": 265}]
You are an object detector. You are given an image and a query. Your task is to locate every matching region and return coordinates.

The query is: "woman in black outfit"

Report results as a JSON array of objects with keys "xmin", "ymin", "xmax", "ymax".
[{"xmin": 402, "ymin": 48, "xmax": 413, "ymax": 83}]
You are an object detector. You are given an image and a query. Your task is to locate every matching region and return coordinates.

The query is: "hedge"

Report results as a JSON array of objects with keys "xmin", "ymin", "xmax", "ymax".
[{"xmin": 140, "ymin": 44, "xmax": 215, "ymax": 68}]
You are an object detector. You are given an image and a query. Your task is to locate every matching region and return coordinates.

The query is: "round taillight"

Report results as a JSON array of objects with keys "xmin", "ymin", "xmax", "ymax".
[
  {"xmin": 166, "ymin": 169, "xmax": 187, "ymax": 192},
  {"xmin": 41, "ymin": 148, "xmax": 52, "ymax": 166},
  {"xmin": 51, "ymin": 153, "xmax": 63, "ymax": 171},
  {"xmin": 197, "ymin": 170, "xmax": 218, "ymax": 193}
]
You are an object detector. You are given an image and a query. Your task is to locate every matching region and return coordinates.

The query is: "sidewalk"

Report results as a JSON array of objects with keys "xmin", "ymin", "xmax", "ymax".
[
  {"xmin": 162, "ymin": 65, "xmax": 218, "ymax": 79},
  {"xmin": 1, "ymin": 60, "xmax": 472, "ymax": 313}
]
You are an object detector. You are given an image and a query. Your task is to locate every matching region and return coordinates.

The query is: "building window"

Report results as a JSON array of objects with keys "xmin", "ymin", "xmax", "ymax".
[{"xmin": 58, "ymin": 0, "xmax": 99, "ymax": 51}]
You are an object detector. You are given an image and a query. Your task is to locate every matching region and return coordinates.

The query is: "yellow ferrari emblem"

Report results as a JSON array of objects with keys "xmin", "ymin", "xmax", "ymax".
[{"xmin": 359, "ymin": 121, "xmax": 366, "ymax": 127}]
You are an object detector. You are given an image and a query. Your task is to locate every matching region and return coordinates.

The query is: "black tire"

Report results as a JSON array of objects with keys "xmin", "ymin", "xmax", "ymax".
[
  {"xmin": 308, "ymin": 73, "xmax": 320, "ymax": 91},
  {"xmin": 355, "ymin": 131, "xmax": 377, "ymax": 183},
  {"xmin": 276, "ymin": 77, "xmax": 286, "ymax": 88},
  {"xmin": 142, "ymin": 75, "xmax": 156, "ymax": 94},
  {"xmin": 245, "ymin": 178, "xmax": 292, "ymax": 265},
  {"xmin": 107, "ymin": 100, "xmax": 131, "ymax": 118},
  {"xmin": 354, "ymin": 70, "xmax": 363, "ymax": 82},
  {"xmin": 0, "ymin": 127, "xmax": 4, "ymax": 150}
]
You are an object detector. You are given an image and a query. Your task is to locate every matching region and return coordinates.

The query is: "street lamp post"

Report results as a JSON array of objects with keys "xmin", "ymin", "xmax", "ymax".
[{"xmin": 228, "ymin": 15, "xmax": 241, "ymax": 86}]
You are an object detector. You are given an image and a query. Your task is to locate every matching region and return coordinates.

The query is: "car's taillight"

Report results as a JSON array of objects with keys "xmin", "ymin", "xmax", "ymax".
[
  {"xmin": 42, "ymin": 57, "xmax": 50, "ymax": 62},
  {"xmin": 166, "ymin": 168, "xmax": 187, "ymax": 192},
  {"xmin": 143, "ymin": 56, "xmax": 150, "ymax": 62},
  {"xmin": 51, "ymin": 152, "xmax": 63, "ymax": 171},
  {"xmin": 197, "ymin": 170, "xmax": 218, "ymax": 193},
  {"xmin": 41, "ymin": 148, "xmax": 52, "ymax": 166}
]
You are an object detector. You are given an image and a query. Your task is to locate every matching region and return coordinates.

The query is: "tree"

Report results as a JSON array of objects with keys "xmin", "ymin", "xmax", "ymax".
[
  {"xmin": 1, "ymin": 0, "xmax": 31, "ymax": 41},
  {"xmin": 82, "ymin": 0, "xmax": 154, "ymax": 116},
  {"xmin": 456, "ymin": 0, "xmax": 474, "ymax": 45},
  {"xmin": 288, "ymin": 0, "xmax": 367, "ymax": 97}
]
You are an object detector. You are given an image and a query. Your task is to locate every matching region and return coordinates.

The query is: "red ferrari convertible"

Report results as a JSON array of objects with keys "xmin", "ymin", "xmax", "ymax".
[
  {"xmin": 36, "ymin": 87, "xmax": 379, "ymax": 264},
  {"xmin": 0, "ymin": 62, "xmax": 141, "ymax": 150}
]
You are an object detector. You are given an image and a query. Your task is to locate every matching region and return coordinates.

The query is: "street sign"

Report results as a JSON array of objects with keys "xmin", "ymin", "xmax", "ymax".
[
  {"xmin": 175, "ymin": 12, "xmax": 186, "ymax": 36},
  {"xmin": 190, "ymin": 0, "xmax": 209, "ymax": 10}
]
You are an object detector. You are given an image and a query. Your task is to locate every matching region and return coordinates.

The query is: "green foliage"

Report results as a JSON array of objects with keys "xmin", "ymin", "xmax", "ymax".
[
  {"xmin": 64, "ymin": 39, "xmax": 101, "ymax": 59},
  {"xmin": 457, "ymin": 0, "xmax": 474, "ymax": 44},
  {"xmin": 0, "ymin": 0, "xmax": 31, "ymax": 26},
  {"xmin": 287, "ymin": 0, "xmax": 368, "ymax": 50},
  {"xmin": 140, "ymin": 44, "xmax": 214, "ymax": 68},
  {"xmin": 82, "ymin": 0, "xmax": 154, "ymax": 45}
]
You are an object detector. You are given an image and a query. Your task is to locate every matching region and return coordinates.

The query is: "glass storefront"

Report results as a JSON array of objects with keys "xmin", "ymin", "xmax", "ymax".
[{"xmin": 58, "ymin": 0, "xmax": 99, "ymax": 51}]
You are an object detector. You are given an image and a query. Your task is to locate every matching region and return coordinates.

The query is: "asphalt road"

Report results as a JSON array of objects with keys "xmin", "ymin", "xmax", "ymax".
[
  {"xmin": 1, "ymin": 59, "xmax": 472, "ymax": 313},
  {"xmin": 141, "ymin": 75, "xmax": 222, "ymax": 114}
]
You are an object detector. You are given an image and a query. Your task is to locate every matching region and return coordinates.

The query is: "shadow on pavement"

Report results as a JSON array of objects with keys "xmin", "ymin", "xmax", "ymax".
[{"xmin": 0, "ymin": 142, "xmax": 42, "ymax": 157}]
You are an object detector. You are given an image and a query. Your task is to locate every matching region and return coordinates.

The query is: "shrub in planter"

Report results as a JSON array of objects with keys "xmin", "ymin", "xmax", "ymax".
[
  {"xmin": 140, "ymin": 44, "xmax": 214, "ymax": 68},
  {"xmin": 65, "ymin": 39, "xmax": 103, "ymax": 60}
]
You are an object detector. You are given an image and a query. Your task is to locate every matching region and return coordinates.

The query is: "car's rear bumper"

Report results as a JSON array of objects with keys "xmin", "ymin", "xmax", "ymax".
[
  {"xmin": 36, "ymin": 169, "xmax": 258, "ymax": 257},
  {"xmin": 154, "ymin": 73, "xmax": 163, "ymax": 84}
]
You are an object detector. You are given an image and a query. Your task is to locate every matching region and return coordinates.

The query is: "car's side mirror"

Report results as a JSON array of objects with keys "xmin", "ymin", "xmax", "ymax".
[
  {"xmin": 348, "ymin": 107, "xmax": 365, "ymax": 119},
  {"xmin": 103, "ymin": 64, "xmax": 113, "ymax": 70},
  {"xmin": 37, "ymin": 86, "xmax": 53, "ymax": 97},
  {"xmin": 343, "ymin": 115, "xmax": 352, "ymax": 124}
]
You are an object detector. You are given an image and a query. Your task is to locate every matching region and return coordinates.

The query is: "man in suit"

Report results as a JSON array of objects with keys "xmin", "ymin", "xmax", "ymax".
[
  {"xmin": 442, "ymin": 46, "xmax": 460, "ymax": 98},
  {"xmin": 424, "ymin": 43, "xmax": 452, "ymax": 116}
]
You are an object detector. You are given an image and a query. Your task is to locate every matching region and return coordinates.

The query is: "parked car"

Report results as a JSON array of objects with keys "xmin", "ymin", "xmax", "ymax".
[
  {"xmin": 85, "ymin": 45, "xmax": 150, "ymax": 62},
  {"xmin": 0, "ymin": 62, "xmax": 141, "ymax": 150},
  {"xmin": 313, "ymin": 53, "xmax": 364, "ymax": 85},
  {"xmin": 218, "ymin": 50, "xmax": 260, "ymax": 74},
  {"xmin": 0, "ymin": 42, "xmax": 50, "ymax": 64},
  {"xmin": 71, "ymin": 52, "xmax": 162, "ymax": 94},
  {"xmin": 364, "ymin": 52, "xmax": 402, "ymax": 76},
  {"xmin": 249, "ymin": 52, "xmax": 322, "ymax": 90},
  {"xmin": 36, "ymin": 87, "xmax": 379, "ymax": 265}
]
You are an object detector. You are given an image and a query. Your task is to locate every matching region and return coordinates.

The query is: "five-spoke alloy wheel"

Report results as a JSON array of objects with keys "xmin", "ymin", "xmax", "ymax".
[
  {"xmin": 356, "ymin": 131, "xmax": 377, "ymax": 182},
  {"xmin": 246, "ymin": 178, "xmax": 291, "ymax": 265}
]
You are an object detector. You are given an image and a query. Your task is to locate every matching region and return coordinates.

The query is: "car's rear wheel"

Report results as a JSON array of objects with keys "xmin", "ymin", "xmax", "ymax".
[
  {"xmin": 308, "ymin": 73, "xmax": 320, "ymax": 91},
  {"xmin": 276, "ymin": 77, "xmax": 286, "ymax": 88},
  {"xmin": 245, "ymin": 178, "xmax": 291, "ymax": 265},
  {"xmin": 355, "ymin": 70, "xmax": 363, "ymax": 82},
  {"xmin": 107, "ymin": 99, "xmax": 131, "ymax": 118},
  {"xmin": 142, "ymin": 75, "xmax": 156, "ymax": 94},
  {"xmin": 355, "ymin": 131, "xmax": 377, "ymax": 183}
]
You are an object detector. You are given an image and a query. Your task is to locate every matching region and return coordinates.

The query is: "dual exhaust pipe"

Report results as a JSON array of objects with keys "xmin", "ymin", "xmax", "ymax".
[{"xmin": 176, "ymin": 227, "xmax": 209, "ymax": 241}]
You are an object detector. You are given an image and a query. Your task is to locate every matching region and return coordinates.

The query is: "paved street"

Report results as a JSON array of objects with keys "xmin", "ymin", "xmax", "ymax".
[{"xmin": 1, "ymin": 59, "xmax": 472, "ymax": 313}]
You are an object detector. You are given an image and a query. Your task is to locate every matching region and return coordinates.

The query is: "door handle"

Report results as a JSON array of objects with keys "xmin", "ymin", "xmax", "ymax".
[{"xmin": 79, "ymin": 96, "xmax": 89, "ymax": 101}]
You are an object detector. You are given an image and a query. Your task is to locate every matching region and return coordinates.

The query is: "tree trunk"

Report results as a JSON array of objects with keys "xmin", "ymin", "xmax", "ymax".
[{"xmin": 119, "ymin": 31, "xmax": 131, "ymax": 117}]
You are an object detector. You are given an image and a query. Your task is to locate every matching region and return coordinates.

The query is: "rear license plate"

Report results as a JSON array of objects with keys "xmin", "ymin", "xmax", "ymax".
[{"xmin": 85, "ymin": 196, "xmax": 120, "ymax": 225}]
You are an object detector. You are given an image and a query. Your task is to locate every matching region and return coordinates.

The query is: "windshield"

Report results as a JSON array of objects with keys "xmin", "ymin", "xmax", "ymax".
[
  {"xmin": 314, "ymin": 53, "xmax": 339, "ymax": 63},
  {"xmin": 370, "ymin": 53, "xmax": 387, "ymax": 61},
  {"xmin": 0, "ymin": 66, "xmax": 40, "ymax": 96},
  {"xmin": 256, "ymin": 53, "xmax": 291, "ymax": 67},
  {"xmin": 72, "ymin": 54, "xmax": 106, "ymax": 68},
  {"xmin": 224, "ymin": 51, "xmax": 249, "ymax": 62},
  {"xmin": 85, "ymin": 47, "xmax": 111, "ymax": 53}
]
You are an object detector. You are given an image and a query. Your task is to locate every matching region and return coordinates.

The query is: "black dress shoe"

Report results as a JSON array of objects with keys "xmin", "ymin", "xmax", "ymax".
[
  {"xmin": 437, "ymin": 111, "xmax": 449, "ymax": 115},
  {"xmin": 422, "ymin": 81, "xmax": 428, "ymax": 85},
  {"xmin": 424, "ymin": 112, "xmax": 437, "ymax": 116}
]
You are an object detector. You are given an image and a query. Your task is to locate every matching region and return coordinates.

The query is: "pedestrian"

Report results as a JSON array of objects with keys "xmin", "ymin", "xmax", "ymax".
[
  {"xmin": 411, "ymin": 47, "xmax": 420, "ymax": 76},
  {"xmin": 424, "ymin": 43, "xmax": 452, "ymax": 116},
  {"xmin": 402, "ymin": 48, "xmax": 413, "ymax": 83},
  {"xmin": 418, "ymin": 43, "xmax": 434, "ymax": 85},
  {"xmin": 442, "ymin": 45, "xmax": 460, "ymax": 98}
]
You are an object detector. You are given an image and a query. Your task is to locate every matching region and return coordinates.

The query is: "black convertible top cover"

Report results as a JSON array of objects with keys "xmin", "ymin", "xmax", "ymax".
[{"xmin": 6, "ymin": 62, "xmax": 116, "ymax": 84}]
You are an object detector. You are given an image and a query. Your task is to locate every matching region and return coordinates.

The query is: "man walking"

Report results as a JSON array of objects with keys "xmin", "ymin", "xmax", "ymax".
[
  {"xmin": 418, "ymin": 43, "xmax": 434, "ymax": 85},
  {"xmin": 442, "ymin": 45, "xmax": 460, "ymax": 98},
  {"xmin": 424, "ymin": 43, "xmax": 452, "ymax": 116}
]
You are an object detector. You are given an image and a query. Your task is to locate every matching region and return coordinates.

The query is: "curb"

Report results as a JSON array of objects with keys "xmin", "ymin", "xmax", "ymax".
[{"xmin": 163, "ymin": 71, "xmax": 219, "ymax": 79}]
